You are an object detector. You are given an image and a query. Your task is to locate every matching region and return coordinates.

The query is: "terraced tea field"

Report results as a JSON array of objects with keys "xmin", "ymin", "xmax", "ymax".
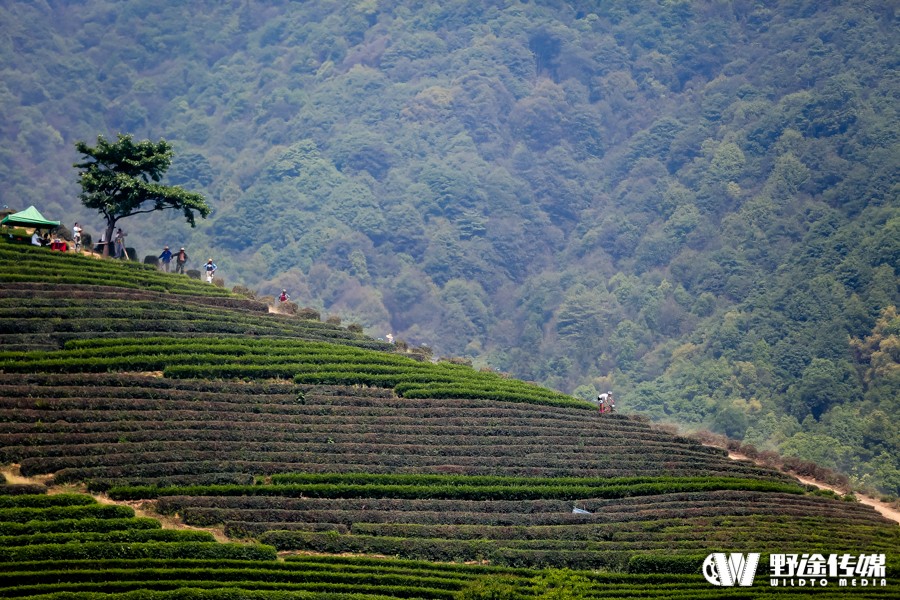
[{"xmin": 0, "ymin": 244, "xmax": 897, "ymax": 598}]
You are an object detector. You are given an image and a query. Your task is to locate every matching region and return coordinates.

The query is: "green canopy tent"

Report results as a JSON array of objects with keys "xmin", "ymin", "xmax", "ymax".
[{"xmin": 0, "ymin": 206, "xmax": 60, "ymax": 229}]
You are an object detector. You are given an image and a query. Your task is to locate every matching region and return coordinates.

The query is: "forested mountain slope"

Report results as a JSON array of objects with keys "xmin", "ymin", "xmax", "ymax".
[{"xmin": 0, "ymin": 1, "xmax": 897, "ymax": 492}]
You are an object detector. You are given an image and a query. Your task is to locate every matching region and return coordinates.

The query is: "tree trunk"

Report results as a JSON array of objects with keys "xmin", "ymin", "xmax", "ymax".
[{"xmin": 102, "ymin": 221, "xmax": 116, "ymax": 258}]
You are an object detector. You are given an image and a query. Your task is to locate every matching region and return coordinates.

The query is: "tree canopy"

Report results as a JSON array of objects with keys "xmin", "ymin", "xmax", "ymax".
[{"xmin": 74, "ymin": 134, "xmax": 210, "ymax": 247}]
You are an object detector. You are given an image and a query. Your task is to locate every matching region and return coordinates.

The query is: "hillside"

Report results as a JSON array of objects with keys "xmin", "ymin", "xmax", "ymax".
[
  {"xmin": 1, "ymin": 0, "xmax": 898, "ymax": 494},
  {"xmin": 0, "ymin": 244, "xmax": 897, "ymax": 597}
]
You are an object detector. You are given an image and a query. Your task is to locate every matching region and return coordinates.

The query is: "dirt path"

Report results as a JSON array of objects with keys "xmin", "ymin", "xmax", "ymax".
[
  {"xmin": 1, "ymin": 465, "xmax": 230, "ymax": 542},
  {"xmin": 792, "ymin": 474, "xmax": 900, "ymax": 525},
  {"xmin": 92, "ymin": 495, "xmax": 231, "ymax": 543},
  {"xmin": 724, "ymin": 452, "xmax": 900, "ymax": 525},
  {"xmin": 0, "ymin": 468, "xmax": 36, "ymax": 486}
]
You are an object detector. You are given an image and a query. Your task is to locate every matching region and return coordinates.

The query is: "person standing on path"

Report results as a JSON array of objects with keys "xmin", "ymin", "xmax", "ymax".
[
  {"xmin": 204, "ymin": 258, "xmax": 217, "ymax": 283},
  {"xmin": 113, "ymin": 228, "xmax": 126, "ymax": 259},
  {"xmin": 72, "ymin": 222, "xmax": 83, "ymax": 252},
  {"xmin": 174, "ymin": 247, "xmax": 189, "ymax": 274},
  {"xmin": 158, "ymin": 246, "xmax": 173, "ymax": 272}
]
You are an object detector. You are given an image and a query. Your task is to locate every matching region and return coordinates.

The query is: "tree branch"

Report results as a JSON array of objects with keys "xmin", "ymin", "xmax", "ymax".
[{"xmin": 121, "ymin": 205, "xmax": 179, "ymax": 218}]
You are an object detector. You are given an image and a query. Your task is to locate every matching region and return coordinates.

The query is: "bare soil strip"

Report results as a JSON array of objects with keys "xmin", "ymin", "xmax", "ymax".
[{"xmin": 722, "ymin": 452, "xmax": 900, "ymax": 525}]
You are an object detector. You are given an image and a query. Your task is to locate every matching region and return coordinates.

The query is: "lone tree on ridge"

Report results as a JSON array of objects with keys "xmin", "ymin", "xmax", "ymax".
[{"xmin": 74, "ymin": 134, "xmax": 211, "ymax": 257}]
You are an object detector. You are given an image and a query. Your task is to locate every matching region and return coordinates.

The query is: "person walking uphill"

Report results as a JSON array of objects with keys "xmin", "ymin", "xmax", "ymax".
[
  {"xmin": 174, "ymin": 247, "xmax": 188, "ymax": 274},
  {"xmin": 204, "ymin": 258, "xmax": 217, "ymax": 283},
  {"xmin": 158, "ymin": 246, "xmax": 173, "ymax": 272}
]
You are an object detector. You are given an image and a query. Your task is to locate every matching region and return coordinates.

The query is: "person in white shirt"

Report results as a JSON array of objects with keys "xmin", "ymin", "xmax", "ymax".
[
  {"xmin": 72, "ymin": 223, "xmax": 83, "ymax": 252},
  {"xmin": 597, "ymin": 391, "xmax": 613, "ymax": 414}
]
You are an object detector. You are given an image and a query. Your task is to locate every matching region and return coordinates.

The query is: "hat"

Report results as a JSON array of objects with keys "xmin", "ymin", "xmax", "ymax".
[
  {"xmin": 180, "ymin": 247, "xmax": 185, "ymax": 250},
  {"xmin": 207, "ymin": 258, "xmax": 213, "ymax": 262},
  {"xmin": 164, "ymin": 245, "xmax": 169, "ymax": 249}
]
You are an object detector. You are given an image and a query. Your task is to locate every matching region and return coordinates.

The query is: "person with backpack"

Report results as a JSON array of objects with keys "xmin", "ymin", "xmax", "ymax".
[
  {"xmin": 174, "ymin": 247, "xmax": 189, "ymax": 274},
  {"xmin": 158, "ymin": 246, "xmax": 173, "ymax": 272},
  {"xmin": 204, "ymin": 258, "xmax": 217, "ymax": 283}
]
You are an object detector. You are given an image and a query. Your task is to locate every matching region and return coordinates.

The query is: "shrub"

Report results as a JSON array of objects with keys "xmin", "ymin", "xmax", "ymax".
[
  {"xmin": 441, "ymin": 357, "xmax": 473, "ymax": 367},
  {"xmin": 456, "ymin": 575, "xmax": 524, "ymax": 600},
  {"xmin": 691, "ymin": 430, "xmax": 727, "ymax": 448},
  {"xmin": 0, "ymin": 540, "xmax": 277, "ymax": 561},
  {"xmin": 294, "ymin": 307, "xmax": 320, "ymax": 320},
  {"xmin": 0, "ymin": 527, "xmax": 215, "ymax": 546},
  {"xmin": 0, "ymin": 516, "xmax": 160, "ymax": 535},
  {"xmin": 186, "ymin": 269, "xmax": 201, "ymax": 279},
  {"xmin": 411, "ymin": 345, "xmax": 433, "ymax": 360},
  {"xmin": 0, "ymin": 493, "xmax": 95, "ymax": 508},
  {"xmin": 326, "ymin": 315, "xmax": 341, "ymax": 325},
  {"xmin": 627, "ymin": 553, "xmax": 705, "ymax": 574},
  {"xmin": 0, "ymin": 504, "xmax": 136, "ymax": 523},
  {"xmin": 231, "ymin": 285, "xmax": 256, "ymax": 299},
  {"xmin": 740, "ymin": 443, "xmax": 759, "ymax": 460},
  {"xmin": 347, "ymin": 323, "xmax": 364, "ymax": 334},
  {"xmin": 105, "ymin": 476, "xmax": 804, "ymax": 502},
  {"xmin": 529, "ymin": 569, "xmax": 593, "ymax": 599},
  {"xmin": 0, "ymin": 484, "xmax": 47, "ymax": 496},
  {"xmin": 757, "ymin": 450, "xmax": 781, "ymax": 468},
  {"xmin": 280, "ymin": 301, "xmax": 299, "ymax": 316},
  {"xmin": 143, "ymin": 255, "xmax": 159, "ymax": 267}
]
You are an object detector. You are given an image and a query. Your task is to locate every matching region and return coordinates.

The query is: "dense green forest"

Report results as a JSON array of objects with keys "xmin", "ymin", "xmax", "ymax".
[{"xmin": 0, "ymin": 1, "xmax": 897, "ymax": 493}]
